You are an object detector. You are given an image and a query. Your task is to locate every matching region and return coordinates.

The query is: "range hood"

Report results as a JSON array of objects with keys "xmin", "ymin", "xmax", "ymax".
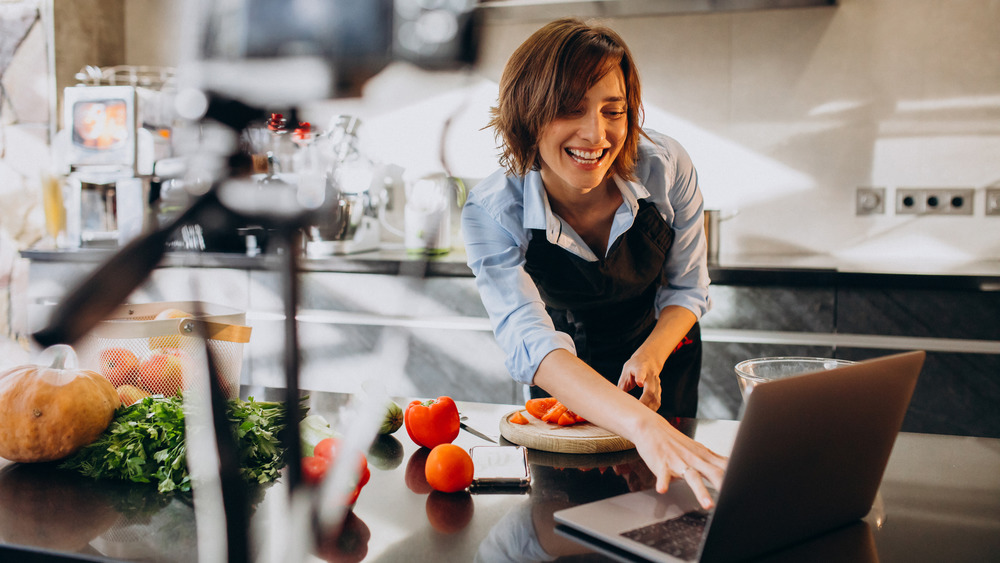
[{"xmin": 478, "ymin": 0, "xmax": 837, "ymax": 21}]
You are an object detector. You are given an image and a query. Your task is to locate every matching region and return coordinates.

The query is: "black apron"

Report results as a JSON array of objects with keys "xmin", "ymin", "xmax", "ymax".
[{"xmin": 524, "ymin": 198, "xmax": 701, "ymax": 418}]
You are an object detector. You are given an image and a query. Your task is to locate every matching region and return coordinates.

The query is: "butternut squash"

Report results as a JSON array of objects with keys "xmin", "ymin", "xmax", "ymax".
[{"xmin": 0, "ymin": 345, "xmax": 120, "ymax": 462}]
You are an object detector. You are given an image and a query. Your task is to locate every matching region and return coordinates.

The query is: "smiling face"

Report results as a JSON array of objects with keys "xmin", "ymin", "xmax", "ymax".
[{"xmin": 537, "ymin": 67, "xmax": 628, "ymax": 200}]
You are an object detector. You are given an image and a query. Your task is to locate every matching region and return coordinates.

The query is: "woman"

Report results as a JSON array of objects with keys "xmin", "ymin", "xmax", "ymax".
[{"xmin": 461, "ymin": 18, "xmax": 726, "ymax": 508}]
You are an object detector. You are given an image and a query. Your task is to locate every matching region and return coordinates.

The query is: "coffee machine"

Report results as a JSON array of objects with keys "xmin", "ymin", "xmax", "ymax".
[{"xmin": 57, "ymin": 67, "xmax": 174, "ymax": 248}]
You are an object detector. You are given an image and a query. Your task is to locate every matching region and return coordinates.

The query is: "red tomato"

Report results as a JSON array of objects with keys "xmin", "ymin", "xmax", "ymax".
[
  {"xmin": 316, "ymin": 438, "xmax": 368, "ymax": 472},
  {"xmin": 302, "ymin": 456, "xmax": 330, "ymax": 485},
  {"xmin": 424, "ymin": 444, "xmax": 474, "ymax": 493},
  {"xmin": 347, "ymin": 465, "xmax": 371, "ymax": 505},
  {"xmin": 99, "ymin": 347, "xmax": 140, "ymax": 387},
  {"xmin": 304, "ymin": 438, "xmax": 370, "ymax": 505},
  {"xmin": 404, "ymin": 396, "xmax": 461, "ymax": 449},
  {"xmin": 314, "ymin": 437, "xmax": 344, "ymax": 461}
]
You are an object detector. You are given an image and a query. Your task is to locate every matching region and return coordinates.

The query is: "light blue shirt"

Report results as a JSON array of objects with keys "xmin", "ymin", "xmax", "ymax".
[{"xmin": 461, "ymin": 130, "xmax": 711, "ymax": 385}]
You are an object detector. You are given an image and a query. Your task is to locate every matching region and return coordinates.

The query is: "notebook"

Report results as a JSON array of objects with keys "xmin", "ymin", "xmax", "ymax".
[{"xmin": 553, "ymin": 350, "xmax": 925, "ymax": 562}]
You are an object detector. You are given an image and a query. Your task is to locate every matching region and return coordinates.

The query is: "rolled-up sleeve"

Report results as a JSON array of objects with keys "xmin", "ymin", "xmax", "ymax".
[{"xmin": 461, "ymin": 176, "xmax": 575, "ymax": 385}]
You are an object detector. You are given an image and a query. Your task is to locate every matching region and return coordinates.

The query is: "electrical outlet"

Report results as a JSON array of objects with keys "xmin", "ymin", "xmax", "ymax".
[
  {"xmin": 895, "ymin": 188, "xmax": 974, "ymax": 215},
  {"xmin": 856, "ymin": 187, "xmax": 885, "ymax": 215},
  {"xmin": 987, "ymin": 188, "xmax": 1000, "ymax": 216}
]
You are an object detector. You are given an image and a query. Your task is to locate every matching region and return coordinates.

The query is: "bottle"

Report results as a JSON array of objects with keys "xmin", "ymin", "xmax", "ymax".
[{"xmin": 265, "ymin": 113, "xmax": 293, "ymax": 176}]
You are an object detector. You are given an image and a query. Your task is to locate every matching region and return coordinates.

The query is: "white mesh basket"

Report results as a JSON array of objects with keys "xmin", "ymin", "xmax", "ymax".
[{"xmin": 77, "ymin": 301, "xmax": 251, "ymax": 401}]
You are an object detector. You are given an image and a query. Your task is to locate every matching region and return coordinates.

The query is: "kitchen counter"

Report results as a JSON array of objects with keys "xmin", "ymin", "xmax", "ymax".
[
  {"xmin": 19, "ymin": 244, "xmax": 1000, "ymax": 438},
  {"xmin": 1, "ymin": 387, "xmax": 998, "ymax": 562},
  {"xmin": 20, "ymin": 245, "xmax": 1000, "ymax": 290}
]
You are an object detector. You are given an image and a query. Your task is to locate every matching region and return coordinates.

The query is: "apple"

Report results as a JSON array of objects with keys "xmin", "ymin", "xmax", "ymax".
[
  {"xmin": 99, "ymin": 347, "xmax": 140, "ymax": 387},
  {"xmin": 138, "ymin": 348, "xmax": 190, "ymax": 396},
  {"xmin": 148, "ymin": 308, "xmax": 193, "ymax": 350},
  {"xmin": 116, "ymin": 384, "xmax": 150, "ymax": 406}
]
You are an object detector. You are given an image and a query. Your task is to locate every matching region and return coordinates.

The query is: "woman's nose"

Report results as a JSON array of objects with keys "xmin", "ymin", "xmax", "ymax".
[{"xmin": 577, "ymin": 111, "xmax": 606, "ymax": 144}]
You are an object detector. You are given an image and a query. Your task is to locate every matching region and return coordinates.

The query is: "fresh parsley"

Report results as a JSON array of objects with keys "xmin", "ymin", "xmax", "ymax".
[{"xmin": 61, "ymin": 395, "xmax": 307, "ymax": 494}]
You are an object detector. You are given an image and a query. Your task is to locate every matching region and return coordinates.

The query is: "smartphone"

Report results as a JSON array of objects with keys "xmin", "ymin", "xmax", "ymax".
[{"xmin": 469, "ymin": 445, "xmax": 530, "ymax": 492}]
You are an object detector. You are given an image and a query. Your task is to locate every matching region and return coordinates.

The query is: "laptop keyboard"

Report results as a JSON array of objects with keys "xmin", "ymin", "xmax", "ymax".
[{"xmin": 619, "ymin": 510, "xmax": 709, "ymax": 561}]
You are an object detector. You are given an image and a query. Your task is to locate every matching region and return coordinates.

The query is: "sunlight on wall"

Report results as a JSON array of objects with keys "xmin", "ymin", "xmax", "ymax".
[
  {"xmin": 642, "ymin": 105, "xmax": 816, "ymax": 211},
  {"xmin": 304, "ymin": 64, "xmax": 500, "ymax": 183}
]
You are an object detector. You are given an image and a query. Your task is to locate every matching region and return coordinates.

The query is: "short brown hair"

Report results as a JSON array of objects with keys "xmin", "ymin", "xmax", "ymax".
[{"xmin": 488, "ymin": 18, "xmax": 645, "ymax": 180}]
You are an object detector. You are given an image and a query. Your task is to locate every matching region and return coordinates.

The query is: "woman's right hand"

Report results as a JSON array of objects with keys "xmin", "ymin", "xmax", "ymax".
[
  {"xmin": 534, "ymin": 349, "xmax": 728, "ymax": 509},
  {"xmin": 629, "ymin": 414, "xmax": 727, "ymax": 509}
]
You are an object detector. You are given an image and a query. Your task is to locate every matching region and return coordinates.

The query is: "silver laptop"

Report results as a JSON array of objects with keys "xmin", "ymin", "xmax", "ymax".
[{"xmin": 553, "ymin": 350, "xmax": 925, "ymax": 563}]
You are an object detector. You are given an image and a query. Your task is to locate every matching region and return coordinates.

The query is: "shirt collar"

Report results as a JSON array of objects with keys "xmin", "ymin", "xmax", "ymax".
[
  {"xmin": 522, "ymin": 170, "xmax": 549, "ymax": 231},
  {"xmin": 522, "ymin": 171, "xmax": 652, "ymax": 245},
  {"xmin": 614, "ymin": 175, "xmax": 649, "ymax": 216}
]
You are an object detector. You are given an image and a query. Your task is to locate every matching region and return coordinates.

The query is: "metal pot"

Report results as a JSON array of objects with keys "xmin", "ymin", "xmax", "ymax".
[{"xmin": 704, "ymin": 209, "xmax": 720, "ymax": 264}]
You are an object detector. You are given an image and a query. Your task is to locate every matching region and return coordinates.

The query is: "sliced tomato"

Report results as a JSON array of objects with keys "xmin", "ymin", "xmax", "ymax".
[
  {"xmin": 525, "ymin": 398, "xmax": 557, "ymax": 419},
  {"xmin": 509, "ymin": 410, "xmax": 530, "ymax": 425},
  {"xmin": 542, "ymin": 403, "xmax": 568, "ymax": 423},
  {"xmin": 556, "ymin": 411, "xmax": 577, "ymax": 426}
]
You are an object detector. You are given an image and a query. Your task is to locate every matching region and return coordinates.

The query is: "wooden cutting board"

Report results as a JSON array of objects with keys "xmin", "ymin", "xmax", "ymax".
[{"xmin": 498, "ymin": 409, "xmax": 634, "ymax": 454}]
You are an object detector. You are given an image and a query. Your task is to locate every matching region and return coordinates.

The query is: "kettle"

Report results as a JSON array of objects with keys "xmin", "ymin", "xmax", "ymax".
[{"xmin": 404, "ymin": 174, "xmax": 464, "ymax": 256}]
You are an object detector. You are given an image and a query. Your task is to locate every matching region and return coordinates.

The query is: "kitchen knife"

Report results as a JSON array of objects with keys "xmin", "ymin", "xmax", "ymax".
[{"xmin": 459, "ymin": 416, "xmax": 498, "ymax": 444}]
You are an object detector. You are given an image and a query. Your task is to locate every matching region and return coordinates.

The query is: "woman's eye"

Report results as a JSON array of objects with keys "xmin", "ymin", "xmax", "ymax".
[{"xmin": 605, "ymin": 109, "xmax": 627, "ymax": 118}]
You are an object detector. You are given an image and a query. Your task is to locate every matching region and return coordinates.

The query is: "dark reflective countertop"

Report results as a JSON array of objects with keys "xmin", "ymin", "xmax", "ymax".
[{"xmin": 1, "ymin": 387, "xmax": 998, "ymax": 562}]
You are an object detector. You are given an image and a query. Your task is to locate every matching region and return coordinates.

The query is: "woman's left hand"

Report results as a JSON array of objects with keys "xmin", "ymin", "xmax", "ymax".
[{"xmin": 618, "ymin": 352, "xmax": 664, "ymax": 412}]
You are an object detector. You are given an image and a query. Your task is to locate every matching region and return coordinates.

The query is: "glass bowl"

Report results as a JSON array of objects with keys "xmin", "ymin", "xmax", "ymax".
[{"xmin": 734, "ymin": 357, "xmax": 856, "ymax": 400}]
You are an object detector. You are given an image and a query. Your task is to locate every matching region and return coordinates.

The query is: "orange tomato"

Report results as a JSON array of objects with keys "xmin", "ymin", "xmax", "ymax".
[
  {"xmin": 424, "ymin": 444, "xmax": 474, "ymax": 493},
  {"xmin": 99, "ymin": 347, "xmax": 139, "ymax": 387},
  {"xmin": 138, "ymin": 348, "xmax": 189, "ymax": 396}
]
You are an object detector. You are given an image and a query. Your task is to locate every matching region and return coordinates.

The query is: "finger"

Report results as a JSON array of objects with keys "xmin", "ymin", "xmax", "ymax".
[
  {"xmin": 617, "ymin": 371, "xmax": 634, "ymax": 392},
  {"xmin": 655, "ymin": 471, "xmax": 670, "ymax": 494},
  {"xmin": 683, "ymin": 469, "xmax": 715, "ymax": 509},
  {"xmin": 633, "ymin": 371, "xmax": 647, "ymax": 388},
  {"xmin": 700, "ymin": 462, "xmax": 726, "ymax": 491}
]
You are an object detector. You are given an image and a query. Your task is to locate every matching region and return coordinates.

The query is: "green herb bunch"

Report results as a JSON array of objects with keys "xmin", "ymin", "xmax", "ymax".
[{"xmin": 61, "ymin": 395, "xmax": 307, "ymax": 494}]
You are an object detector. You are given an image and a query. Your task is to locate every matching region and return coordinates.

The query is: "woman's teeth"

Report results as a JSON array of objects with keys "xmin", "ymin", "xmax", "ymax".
[{"xmin": 567, "ymin": 148, "xmax": 604, "ymax": 164}]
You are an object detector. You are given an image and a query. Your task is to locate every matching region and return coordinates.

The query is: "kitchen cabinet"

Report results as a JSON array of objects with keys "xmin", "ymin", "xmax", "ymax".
[
  {"xmin": 835, "ymin": 288, "xmax": 1000, "ymax": 438},
  {"xmin": 701, "ymin": 279, "xmax": 1000, "ymax": 438},
  {"xmin": 245, "ymin": 270, "xmax": 517, "ymax": 404}
]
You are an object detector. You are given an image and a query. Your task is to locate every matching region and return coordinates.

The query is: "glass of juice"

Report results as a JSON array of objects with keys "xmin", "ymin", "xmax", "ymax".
[{"xmin": 41, "ymin": 172, "xmax": 67, "ymax": 248}]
